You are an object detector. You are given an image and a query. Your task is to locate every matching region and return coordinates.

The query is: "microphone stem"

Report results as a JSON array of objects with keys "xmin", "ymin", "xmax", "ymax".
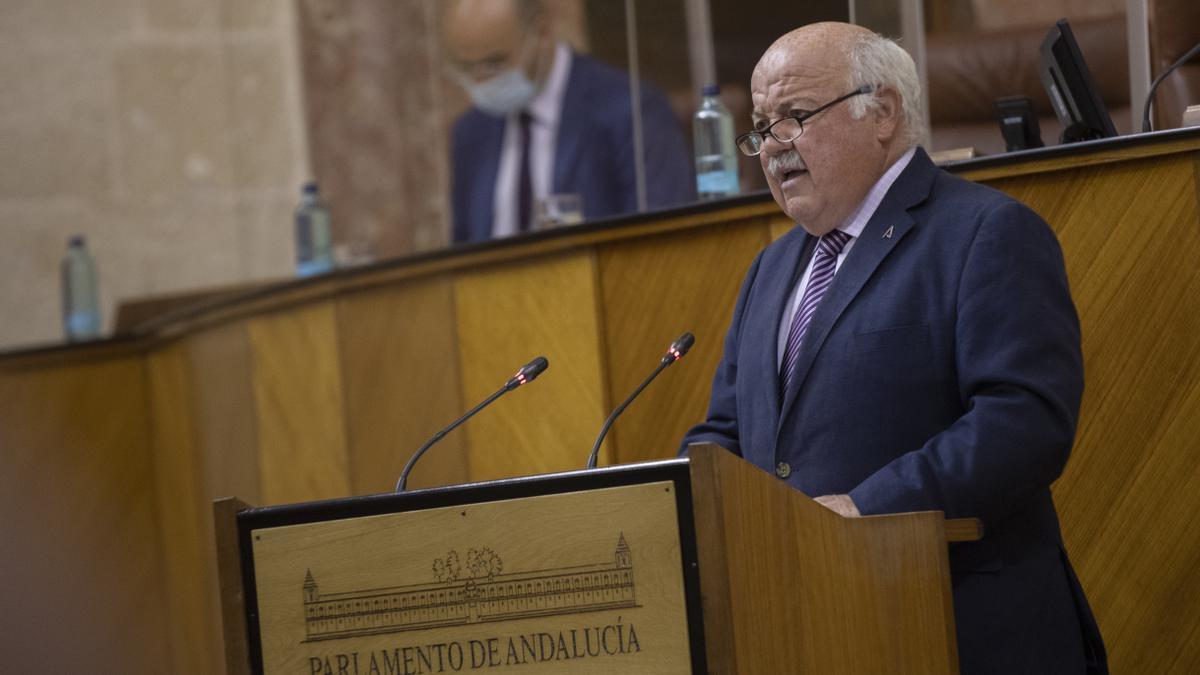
[
  {"xmin": 587, "ymin": 359, "xmax": 671, "ymax": 469},
  {"xmin": 1142, "ymin": 40, "xmax": 1200, "ymax": 133},
  {"xmin": 396, "ymin": 383, "xmax": 511, "ymax": 492}
]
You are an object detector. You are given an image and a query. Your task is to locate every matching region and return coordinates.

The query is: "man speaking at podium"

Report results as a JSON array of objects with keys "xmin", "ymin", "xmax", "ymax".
[{"xmin": 681, "ymin": 22, "xmax": 1106, "ymax": 674}]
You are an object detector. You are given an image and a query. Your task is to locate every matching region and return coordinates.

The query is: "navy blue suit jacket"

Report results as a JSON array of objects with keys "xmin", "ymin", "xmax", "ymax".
[
  {"xmin": 683, "ymin": 149, "xmax": 1106, "ymax": 674},
  {"xmin": 451, "ymin": 54, "xmax": 695, "ymax": 244}
]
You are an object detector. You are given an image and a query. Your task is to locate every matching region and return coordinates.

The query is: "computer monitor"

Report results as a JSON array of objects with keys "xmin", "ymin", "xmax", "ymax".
[{"xmin": 1038, "ymin": 19, "xmax": 1118, "ymax": 143}]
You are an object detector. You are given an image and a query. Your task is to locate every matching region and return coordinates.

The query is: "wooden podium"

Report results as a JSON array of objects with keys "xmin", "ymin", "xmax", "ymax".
[{"xmin": 215, "ymin": 445, "xmax": 981, "ymax": 674}]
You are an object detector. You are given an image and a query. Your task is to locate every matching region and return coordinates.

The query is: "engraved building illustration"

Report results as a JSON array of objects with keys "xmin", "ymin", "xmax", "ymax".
[{"xmin": 303, "ymin": 535, "xmax": 636, "ymax": 642}]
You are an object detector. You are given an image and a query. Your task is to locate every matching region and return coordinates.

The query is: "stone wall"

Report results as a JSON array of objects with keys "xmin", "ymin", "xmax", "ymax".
[
  {"xmin": 0, "ymin": 0, "xmax": 309, "ymax": 350},
  {"xmin": 296, "ymin": 0, "xmax": 450, "ymax": 257}
]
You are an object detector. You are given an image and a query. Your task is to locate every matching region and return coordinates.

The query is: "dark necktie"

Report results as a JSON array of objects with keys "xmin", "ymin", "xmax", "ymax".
[
  {"xmin": 780, "ymin": 229, "xmax": 854, "ymax": 398},
  {"xmin": 517, "ymin": 111, "xmax": 533, "ymax": 232}
]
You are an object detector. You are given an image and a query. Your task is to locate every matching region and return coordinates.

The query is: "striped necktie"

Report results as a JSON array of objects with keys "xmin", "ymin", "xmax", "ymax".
[{"xmin": 780, "ymin": 229, "xmax": 853, "ymax": 398}]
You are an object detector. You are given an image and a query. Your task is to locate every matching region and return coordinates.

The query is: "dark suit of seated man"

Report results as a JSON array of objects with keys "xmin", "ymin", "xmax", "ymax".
[
  {"xmin": 442, "ymin": 0, "xmax": 694, "ymax": 245},
  {"xmin": 680, "ymin": 22, "xmax": 1107, "ymax": 674}
]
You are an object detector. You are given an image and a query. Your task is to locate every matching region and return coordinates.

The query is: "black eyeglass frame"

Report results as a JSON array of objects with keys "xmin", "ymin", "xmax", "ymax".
[{"xmin": 736, "ymin": 84, "xmax": 876, "ymax": 156}]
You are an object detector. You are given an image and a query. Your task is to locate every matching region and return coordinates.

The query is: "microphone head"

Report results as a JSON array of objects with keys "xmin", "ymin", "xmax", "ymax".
[
  {"xmin": 509, "ymin": 356, "xmax": 549, "ymax": 388},
  {"xmin": 663, "ymin": 332, "xmax": 695, "ymax": 365}
]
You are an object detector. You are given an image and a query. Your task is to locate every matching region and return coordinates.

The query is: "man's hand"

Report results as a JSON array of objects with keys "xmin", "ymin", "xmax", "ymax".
[{"xmin": 814, "ymin": 494, "xmax": 861, "ymax": 517}]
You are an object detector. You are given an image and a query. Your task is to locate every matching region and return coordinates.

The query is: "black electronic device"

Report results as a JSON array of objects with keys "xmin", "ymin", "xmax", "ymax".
[
  {"xmin": 1038, "ymin": 19, "xmax": 1118, "ymax": 144},
  {"xmin": 994, "ymin": 96, "xmax": 1045, "ymax": 151}
]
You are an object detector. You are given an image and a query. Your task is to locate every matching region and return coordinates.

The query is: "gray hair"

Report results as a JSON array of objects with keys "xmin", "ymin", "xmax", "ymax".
[{"xmin": 845, "ymin": 32, "xmax": 928, "ymax": 149}]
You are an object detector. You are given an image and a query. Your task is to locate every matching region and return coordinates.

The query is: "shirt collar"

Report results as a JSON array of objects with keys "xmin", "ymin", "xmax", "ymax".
[{"xmin": 836, "ymin": 146, "xmax": 917, "ymax": 239}]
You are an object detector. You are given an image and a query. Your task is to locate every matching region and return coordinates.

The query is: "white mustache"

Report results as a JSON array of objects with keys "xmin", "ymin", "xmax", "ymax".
[{"xmin": 767, "ymin": 150, "xmax": 807, "ymax": 180}]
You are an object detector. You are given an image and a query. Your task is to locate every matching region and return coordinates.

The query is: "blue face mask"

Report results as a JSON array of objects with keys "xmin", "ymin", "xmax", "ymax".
[
  {"xmin": 464, "ymin": 67, "xmax": 538, "ymax": 116},
  {"xmin": 454, "ymin": 34, "xmax": 541, "ymax": 116}
]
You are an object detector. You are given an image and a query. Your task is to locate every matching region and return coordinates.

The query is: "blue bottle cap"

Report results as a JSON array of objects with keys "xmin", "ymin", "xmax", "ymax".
[
  {"xmin": 302, "ymin": 181, "xmax": 319, "ymax": 194},
  {"xmin": 702, "ymin": 84, "xmax": 720, "ymax": 97},
  {"xmin": 68, "ymin": 235, "xmax": 85, "ymax": 247}
]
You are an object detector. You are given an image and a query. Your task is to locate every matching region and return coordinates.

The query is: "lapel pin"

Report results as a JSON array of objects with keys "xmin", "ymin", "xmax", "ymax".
[{"xmin": 883, "ymin": 225, "xmax": 894, "ymax": 239}]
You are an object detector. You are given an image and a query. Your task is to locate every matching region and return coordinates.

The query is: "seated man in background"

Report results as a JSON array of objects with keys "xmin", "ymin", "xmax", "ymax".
[
  {"xmin": 443, "ymin": 0, "xmax": 694, "ymax": 244},
  {"xmin": 681, "ymin": 22, "xmax": 1106, "ymax": 674}
]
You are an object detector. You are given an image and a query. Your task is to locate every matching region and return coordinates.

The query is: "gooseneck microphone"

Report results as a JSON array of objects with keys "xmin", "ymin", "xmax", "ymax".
[
  {"xmin": 586, "ymin": 333, "xmax": 695, "ymax": 470},
  {"xmin": 395, "ymin": 356, "xmax": 549, "ymax": 492}
]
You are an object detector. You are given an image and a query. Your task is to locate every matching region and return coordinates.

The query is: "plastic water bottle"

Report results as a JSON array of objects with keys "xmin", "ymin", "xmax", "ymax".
[
  {"xmin": 295, "ymin": 182, "xmax": 334, "ymax": 277},
  {"xmin": 693, "ymin": 84, "xmax": 739, "ymax": 200},
  {"xmin": 61, "ymin": 235, "xmax": 101, "ymax": 341}
]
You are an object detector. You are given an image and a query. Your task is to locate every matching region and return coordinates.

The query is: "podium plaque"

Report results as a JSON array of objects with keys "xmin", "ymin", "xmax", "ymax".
[
  {"xmin": 221, "ymin": 459, "xmax": 708, "ymax": 674},
  {"xmin": 251, "ymin": 482, "xmax": 692, "ymax": 673}
]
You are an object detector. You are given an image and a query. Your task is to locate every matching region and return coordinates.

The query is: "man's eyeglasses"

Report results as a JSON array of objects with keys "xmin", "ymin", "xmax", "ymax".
[{"xmin": 735, "ymin": 85, "xmax": 875, "ymax": 156}]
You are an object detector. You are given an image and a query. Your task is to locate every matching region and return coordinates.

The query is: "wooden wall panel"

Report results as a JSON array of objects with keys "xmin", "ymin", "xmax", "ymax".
[
  {"xmin": 247, "ymin": 303, "xmax": 352, "ymax": 505},
  {"xmin": 336, "ymin": 276, "xmax": 467, "ymax": 494},
  {"xmin": 980, "ymin": 153, "xmax": 1200, "ymax": 673},
  {"xmin": 182, "ymin": 322, "xmax": 263, "ymax": 667},
  {"xmin": 453, "ymin": 251, "xmax": 608, "ymax": 481},
  {"xmin": 0, "ymin": 357, "xmax": 172, "ymax": 672},
  {"xmin": 597, "ymin": 220, "xmax": 772, "ymax": 465},
  {"xmin": 1079, "ymin": 366, "xmax": 1200, "ymax": 673},
  {"xmin": 188, "ymin": 323, "xmax": 262, "ymax": 503},
  {"xmin": 146, "ymin": 344, "xmax": 222, "ymax": 674}
]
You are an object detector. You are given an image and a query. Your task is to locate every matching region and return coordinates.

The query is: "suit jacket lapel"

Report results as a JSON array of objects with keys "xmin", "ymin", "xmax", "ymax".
[
  {"xmin": 474, "ymin": 114, "xmax": 505, "ymax": 239},
  {"xmin": 777, "ymin": 148, "xmax": 939, "ymax": 426},
  {"xmin": 553, "ymin": 53, "xmax": 587, "ymax": 192}
]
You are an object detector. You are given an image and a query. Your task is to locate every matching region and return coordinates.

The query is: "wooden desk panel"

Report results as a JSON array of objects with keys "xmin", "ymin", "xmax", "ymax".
[
  {"xmin": 159, "ymin": 322, "xmax": 265, "ymax": 674},
  {"xmin": 453, "ymin": 250, "xmax": 609, "ymax": 481},
  {"xmin": 187, "ymin": 322, "xmax": 263, "ymax": 504},
  {"xmin": 247, "ymin": 303, "xmax": 352, "ymax": 505},
  {"xmin": 3, "ymin": 129, "xmax": 1198, "ymax": 671},
  {"xmin": 0, "ymin": 357, "xmax": 172, "ymax": 672},
  {"xmin": 336, "ymin": 276, "xmax": 468, "ymax": 494},
  {"xmin": 146, "ymin": 343, "xmax": 223, "ymax": 674}
]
